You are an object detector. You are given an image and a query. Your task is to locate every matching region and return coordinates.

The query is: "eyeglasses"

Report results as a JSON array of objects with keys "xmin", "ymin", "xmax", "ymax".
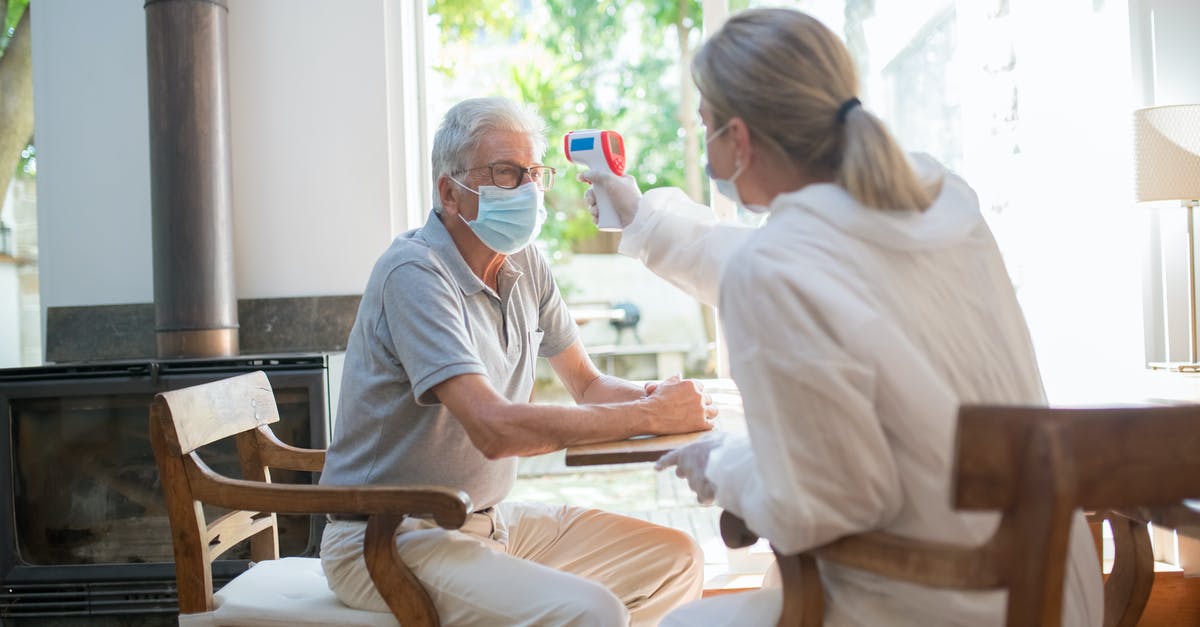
[{"xmin": 459, "ymin": 161, "xmax": 556, "ymax": 191}]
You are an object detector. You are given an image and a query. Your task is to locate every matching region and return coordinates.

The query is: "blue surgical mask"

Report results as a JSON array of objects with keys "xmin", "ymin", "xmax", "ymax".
[
  {"xmin": 705, "ymin": 162, "xmax": 744, "ymax": 206},
  {"xmin": 451, "ymin": 179, "xmax": 547, "ymax": 254},
  {"xmin": 705, "ymin": 121, "xmax": 768, "ymax": 220},
  {"xmin": 705, "ymin": 122, "xmax": 754, "ymax": 209}
]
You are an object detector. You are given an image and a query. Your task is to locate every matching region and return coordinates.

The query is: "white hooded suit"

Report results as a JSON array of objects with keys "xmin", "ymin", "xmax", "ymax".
[{"xmin": 621, "ymin": 155, "xmax": 1103, "ymax": 626}]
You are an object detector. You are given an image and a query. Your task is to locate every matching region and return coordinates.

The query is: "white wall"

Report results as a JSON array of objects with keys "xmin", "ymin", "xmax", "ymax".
[
  {"xmin": 30, "ymin": 0, "xmax": 418, "ymax": 323},
  {"xmin": 226, "ymin": 0, "xmax": 396, "ymax": 298}
]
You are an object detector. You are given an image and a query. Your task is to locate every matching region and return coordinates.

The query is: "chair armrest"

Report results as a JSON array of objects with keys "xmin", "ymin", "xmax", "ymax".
[
  {"xmin": 720, "ymin": 510, "xmax": 760, "ymax": 548},
  {"xmin": 185, "ymin": 453, "xmax": 472, "ymax": 529},
  {"xmin": 719, "ymin": 510, "xmax": 1004, "ymax": 589},
  {"xmin": 254, "ymin": 426, "xmax": 325, "ymax": 472}
]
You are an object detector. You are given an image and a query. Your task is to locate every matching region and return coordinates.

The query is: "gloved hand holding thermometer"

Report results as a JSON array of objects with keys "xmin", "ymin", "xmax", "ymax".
[{"xmin": 564, "ymin": 130, "xmax": 626, "ymax": 231}]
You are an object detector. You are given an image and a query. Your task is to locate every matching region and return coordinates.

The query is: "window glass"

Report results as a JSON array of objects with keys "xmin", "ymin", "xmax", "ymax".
[
  {"xmin": 427, "ymin": 1, "xmax": 717, "ymax": 391},
  {"xmin": 426, "ymin": 0, "xmax": 1145, "ymax": 402},
  {"xmin": 742, "ymin": 0, "xmax": 1143, "ymax": 401}
]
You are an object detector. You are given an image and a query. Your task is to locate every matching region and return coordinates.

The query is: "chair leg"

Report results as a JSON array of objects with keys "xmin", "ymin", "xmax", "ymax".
[
  {"xmin": 773, "ymin": 550, "xmax": 824, "ymax": 627},
  {"xmin": 1087, "ymin": 510, "xmax": 1105, "ymax": 564},
  {"xmin": 1103, "ymin": 513, "xmax": 1154, "ymax": 627}
]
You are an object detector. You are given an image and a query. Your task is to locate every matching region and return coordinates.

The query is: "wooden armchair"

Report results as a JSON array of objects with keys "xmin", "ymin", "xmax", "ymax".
[
  {"xmin": 149, "ymin": 370, "xmax": 472, "ymax": 626},
  {"xmin": 720, "ymin": 404, "xmax": 1200, "ymax": 627}
]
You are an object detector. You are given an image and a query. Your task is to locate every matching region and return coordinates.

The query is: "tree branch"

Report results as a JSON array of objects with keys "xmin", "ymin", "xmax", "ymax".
[{"xmin": 0, "ymin": 8, "xmax": 33, "ymax": 201}]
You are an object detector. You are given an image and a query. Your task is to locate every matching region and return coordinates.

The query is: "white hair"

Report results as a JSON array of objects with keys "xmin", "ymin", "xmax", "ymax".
[{"xmin": 430, "ymin": 97, "xmax": 548, "ymax": 212}]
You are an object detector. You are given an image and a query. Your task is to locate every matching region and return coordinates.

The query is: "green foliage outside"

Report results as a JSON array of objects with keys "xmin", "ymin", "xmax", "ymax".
[
  {"xmin": 15, "ymin": 143, "xmax": 33, "ymax": 177},
  {"xmin": 1, "ymin": 0, "xmax": 33, "ymax": 179},
  {"xmin": 0, "ymin": 0, "xmax": 28, "ymax": 53},
  {"xmin": 427, "ymin": 0, "xmax": 706, "ymax": 261}
]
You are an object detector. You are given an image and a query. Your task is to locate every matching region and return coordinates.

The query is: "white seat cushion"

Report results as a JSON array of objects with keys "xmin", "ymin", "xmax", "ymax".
[{"xmin": 177, "ymin": 557, "xmax": 400, "ymax": 627}]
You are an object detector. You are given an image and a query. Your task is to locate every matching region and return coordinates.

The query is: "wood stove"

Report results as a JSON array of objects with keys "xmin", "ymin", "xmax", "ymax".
[{"xmin": 0, "ymin": 353, "xmax": 338, "ymax": 625}]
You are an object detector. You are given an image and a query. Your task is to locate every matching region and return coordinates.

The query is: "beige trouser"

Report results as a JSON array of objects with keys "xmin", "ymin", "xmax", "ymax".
[{"xmin": 321, "ymin": 501, "xmax": 705, "ymax": 626}]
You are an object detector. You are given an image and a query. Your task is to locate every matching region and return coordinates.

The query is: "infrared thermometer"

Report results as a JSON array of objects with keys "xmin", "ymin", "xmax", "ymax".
[{"xmin": 564, "ymin": 129, "xmax": 626, "ymax": 231}]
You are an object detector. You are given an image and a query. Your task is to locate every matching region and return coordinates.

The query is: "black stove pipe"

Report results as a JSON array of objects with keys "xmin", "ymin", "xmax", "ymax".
[{"xmin": 144, "ymin": 0, "xmax": 239, "ymax": 358}]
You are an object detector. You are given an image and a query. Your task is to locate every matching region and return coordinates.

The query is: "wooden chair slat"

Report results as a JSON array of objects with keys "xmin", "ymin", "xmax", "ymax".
[{"xmin": 205, "ymin": 508, "xmax": 276, "ymax": 562}]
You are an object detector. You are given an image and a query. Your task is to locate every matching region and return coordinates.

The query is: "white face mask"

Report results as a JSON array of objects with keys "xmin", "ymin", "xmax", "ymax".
[{"xmin": 704, "ymin": 121, "xmax": 767, "ymax": 217}]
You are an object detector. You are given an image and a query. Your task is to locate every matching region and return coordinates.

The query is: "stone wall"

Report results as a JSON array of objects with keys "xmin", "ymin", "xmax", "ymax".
[{"xmin": 44, "ymin": 294, "xmax": 360, "ymax": 363}]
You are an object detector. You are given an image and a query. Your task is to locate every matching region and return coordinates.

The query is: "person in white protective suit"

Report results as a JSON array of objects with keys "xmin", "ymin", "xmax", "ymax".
[{"xmin": 579, "ymin": 7, "xmax": 1103, "ymax": 627}]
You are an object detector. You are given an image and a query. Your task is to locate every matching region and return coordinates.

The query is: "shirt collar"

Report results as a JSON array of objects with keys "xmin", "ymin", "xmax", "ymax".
[
  {"xmin": 418, "ymin": 210, "xmax": 526, "ymax": 297},
  {"xmin": 418, "ymin": 210, "xmax": 488, "ymax": 296}
]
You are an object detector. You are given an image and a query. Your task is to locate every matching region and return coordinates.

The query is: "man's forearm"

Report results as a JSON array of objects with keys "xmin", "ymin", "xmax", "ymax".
[
  {"xmin": 481, "ymin": 397, "xmax": 657, "ymax": 459},
  {"xmin": 435, "ymin": 371, "xmax": 711, "ymax": 460},
  {"xmin": 577, "ymin": 373, "xmax": 646, "ymax": 405}
]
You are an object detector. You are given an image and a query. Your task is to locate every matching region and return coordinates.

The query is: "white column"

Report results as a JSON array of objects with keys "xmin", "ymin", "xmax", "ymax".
[
  {"xmin": 384, "ymin": 0, "xmax": 432, "ymax": 233},
  {"xmin": 30, "ymin": 0, "xmax": 153, "ymax": 311}
]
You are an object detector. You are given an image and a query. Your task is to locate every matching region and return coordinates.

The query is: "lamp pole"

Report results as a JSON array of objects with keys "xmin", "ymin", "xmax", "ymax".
[{"xmin": 1190, "ymin": 200, "xmax": 1199, "ymax": 365}]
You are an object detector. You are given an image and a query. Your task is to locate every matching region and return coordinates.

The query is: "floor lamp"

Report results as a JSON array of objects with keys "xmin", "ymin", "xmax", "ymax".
[{"xmin": 1136, "ymin": 104, "xmax": 1200, "ymax": 371}]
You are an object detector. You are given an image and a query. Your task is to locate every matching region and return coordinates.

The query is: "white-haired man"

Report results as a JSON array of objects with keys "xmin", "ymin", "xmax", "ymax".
[{"xmin": 319, "ymin": 97, "xmax": 714, "ymax": 626}]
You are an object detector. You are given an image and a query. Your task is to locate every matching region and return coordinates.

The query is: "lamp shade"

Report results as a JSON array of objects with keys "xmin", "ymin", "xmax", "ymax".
[{"xmin": 1134, "ymin": 104, "xmax": 1200, "ymax": 203}]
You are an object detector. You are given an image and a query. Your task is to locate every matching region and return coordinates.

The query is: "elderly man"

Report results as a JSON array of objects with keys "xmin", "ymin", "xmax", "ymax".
[{"xmin": 319, "ymin": 97, "xmax": 714, "ymax": 626}]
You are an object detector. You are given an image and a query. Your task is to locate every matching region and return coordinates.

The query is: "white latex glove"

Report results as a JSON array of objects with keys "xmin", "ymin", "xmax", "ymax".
[
  {"xmin": 655, "ymin": 431, "xmax": 728, "ymax": 505},
  {"xmin": 578, "ymin": 170, "xmax": 643, "ymax": 229}
]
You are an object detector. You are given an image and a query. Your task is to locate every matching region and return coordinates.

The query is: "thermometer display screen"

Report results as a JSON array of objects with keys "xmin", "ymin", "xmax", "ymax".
[{"xmin": 606, "ymin": 133, "xmax": 622, "ymax": 156}]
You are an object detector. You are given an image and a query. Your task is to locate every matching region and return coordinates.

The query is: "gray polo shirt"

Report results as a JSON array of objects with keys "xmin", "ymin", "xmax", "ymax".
[{"xmin": 320, "ymin": 211, "xmax": 578, "ymax": 510}]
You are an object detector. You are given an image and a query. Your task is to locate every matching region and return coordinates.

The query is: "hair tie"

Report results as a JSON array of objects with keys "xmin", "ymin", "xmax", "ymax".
[{"xmin": 835, "ymin": 97, "xmax": 861, "ymax": 124}]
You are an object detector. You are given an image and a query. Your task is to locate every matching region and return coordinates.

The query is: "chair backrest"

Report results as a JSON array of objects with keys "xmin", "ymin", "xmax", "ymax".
[
  {"xmin": 954, "ymin": 404, "xmax": 1200, "ymax": 512},
  {"xmin": 953, "ymin": 404, "xmax": 1200, "ymax": 625},
  {"xmin": 724, "ymin": 404, "xmax": 1200, "ymax": 627},
  {"xmin": 149, "ymin": 370, "xmax": 327, "ymax": 614}
]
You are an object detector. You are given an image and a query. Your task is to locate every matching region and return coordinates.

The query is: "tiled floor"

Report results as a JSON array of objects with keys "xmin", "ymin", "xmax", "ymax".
[{"xmin": 513, "ymin": 450, "xmax": 772, "ymax": 589}]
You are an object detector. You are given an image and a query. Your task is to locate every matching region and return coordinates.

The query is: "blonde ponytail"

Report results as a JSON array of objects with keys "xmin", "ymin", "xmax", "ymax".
[
  {"xmin": 693, "ymin": 8, "xmax": 936, "ymax": 212},
  {"xmin": 839, "ymin": 108, "xmax": 936, "ymax": 211}
]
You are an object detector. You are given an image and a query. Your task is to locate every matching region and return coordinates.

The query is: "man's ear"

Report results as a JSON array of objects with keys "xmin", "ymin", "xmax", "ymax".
[{"xmin": 438, "ymin": 175, "xmax": 459, "ymax": 215}]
